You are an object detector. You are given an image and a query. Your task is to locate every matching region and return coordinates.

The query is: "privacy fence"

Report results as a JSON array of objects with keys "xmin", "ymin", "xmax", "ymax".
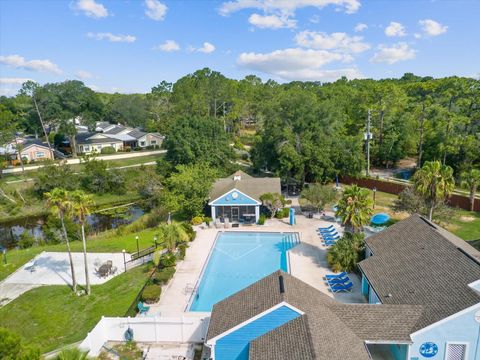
[{"xmin": 340, "ymin": 176, "xmax": 480, "ymax": 212}]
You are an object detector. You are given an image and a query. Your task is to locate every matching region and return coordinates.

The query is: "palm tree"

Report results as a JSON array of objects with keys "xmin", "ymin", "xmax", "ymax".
[
  {"xmin": 156, "ymin": 222, "xmax": 189, "ymax": 252},
  {"xmin": 335, "ymin": 185, "xmax": 373, "ymax": 233},
  {"xmin": 461, "ymin": 168, "xmax": 480, "ymax": 212},
  {"xmin": 413, "ymin": 161, "xmax": 455, "ymax": 221},
  {"xmin": 70, "ymin": 190, "xmax": 94, "ymax": 295},
  {"xmin": 45, "ymin": 188, "xmax": 77, "ymax": 292}
]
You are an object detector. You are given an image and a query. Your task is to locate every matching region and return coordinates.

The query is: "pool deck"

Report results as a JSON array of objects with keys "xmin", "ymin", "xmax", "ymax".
[{"xmin": 148, "ymin": 211, "xmax": 366, "ymax": 316}]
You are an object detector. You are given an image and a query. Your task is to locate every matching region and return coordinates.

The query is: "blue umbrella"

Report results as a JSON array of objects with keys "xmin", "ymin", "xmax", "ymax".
[{"xmin": 371, "ymin": 213, "xmax": 390, "ymax": 226}]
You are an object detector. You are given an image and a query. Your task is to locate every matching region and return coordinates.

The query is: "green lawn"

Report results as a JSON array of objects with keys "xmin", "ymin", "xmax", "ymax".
[
  {"xmin": 0, "ymin": 227, "xmax": 161, "ymax": 282},
  {"xmin": 0, "ymin": 264, "xmax": 151, "ymax": 353}
]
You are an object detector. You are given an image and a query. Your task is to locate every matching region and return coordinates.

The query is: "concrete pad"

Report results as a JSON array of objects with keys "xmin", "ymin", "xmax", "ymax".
[
  {"xmin": 3, "ymin": 251, "xmax": 129, "ymax": 286},
  {"xmin": 0, "ymin": 283, "xmax": 40, "ymax": 306}
]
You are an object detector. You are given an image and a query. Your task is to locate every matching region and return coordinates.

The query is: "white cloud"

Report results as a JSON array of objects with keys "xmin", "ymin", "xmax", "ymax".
[
  {"xmin": 385, "ymin": 22, "xmax": 406, "ymax": 37},
  {"xmin": 354, "ymin": 23, "xmax": 367, "ymax": 32},
  {"xmin": 0, "ymin": 77, "xmax": 33, "ymax": 85},
  {"xmin": 87, "ymin": 32, "xmax": 136, "ymax": 43},
  {"xmin": 237, "ymin": 47, "xmax": 361, "ymax": 81},
  {"xmin": 248, "ymin": 13, "xmax": 296, "ymax": 29},
  {"xmin": 154, "ymin": 40, "xmax": 180, "ymax": 52},
  {"xmin": 145, "ymin": 0, "xmax": 167, "ymax": 21},
  {"xmin": 75, "ymin": 70, "xmax": 93, "ymax": 79},
  {"xmin": 195, "ymin": 42, "xmax": 216, "ymax": 54},
  {"xmin": 74, "ymin": 0, "xmax": 108, "ymax": 18},
  {"xmin": 419, "ymin": 19, "xmax": 447, "ymax": 36},
  {"xmin": 0, "ymin": 55, "xmax": 62, "ymax": 74},
  {"xmin": 219, "ymin": 0, "xmax": 361, "ymax": 16},
  {"xmin": 295, "ymin": 31, "xmax": 370, "ymax": 53},
  {"xmin": 370, "ymin": 42, "xmax": 416, "ymax": 64}
]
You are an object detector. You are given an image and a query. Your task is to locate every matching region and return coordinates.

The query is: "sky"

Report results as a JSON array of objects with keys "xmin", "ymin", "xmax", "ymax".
[{"xmin": 0, "ymin": 0, "xmax": 479, "ymax": 95}]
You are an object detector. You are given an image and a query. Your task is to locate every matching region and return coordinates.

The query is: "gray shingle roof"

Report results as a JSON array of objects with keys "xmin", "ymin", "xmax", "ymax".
[
  {"xmin": 209, "ymin": 171, "xmax": 281, "ymax": 203},
  {"xmin": 358, "ymin": 214, "xmax": 480, "ymax": 331},
  {"xmin": 104, "ymin": 125, "xmax": 131, "ymax": 134},
  {"xmin": 207, "ymin": 271, "xmax": 423, "ymax": 360},
  {"xmin": 127, "ymin": 129, "xmax": 147, "ymax": 139},
  {"xmin": 75, "ymin": 132, "xmax": 123, "ymax": 145}
]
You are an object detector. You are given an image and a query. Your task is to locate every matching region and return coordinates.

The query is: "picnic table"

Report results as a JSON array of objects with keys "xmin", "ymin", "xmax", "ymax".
[{"xmin": 96, "ymin": 260, "xmax": 116, "ymax": 278}]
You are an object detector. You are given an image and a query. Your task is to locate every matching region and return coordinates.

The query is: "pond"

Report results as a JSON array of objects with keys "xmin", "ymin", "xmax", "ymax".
[{"xmin": 0, "ymin": 205, "xmax": 144, "ymax": 249}]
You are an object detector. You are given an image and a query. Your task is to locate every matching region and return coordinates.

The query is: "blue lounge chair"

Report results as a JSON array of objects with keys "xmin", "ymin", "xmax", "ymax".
[
  {"xmin": 318, "ymin": 225, "xmax": 335, "ymax": 230},
  {"xmin": 137, "ymin": 301, "xmax": 150, "ymax": 314},
  {"xmin": 330, "ymin": 282, "xmax": 353, "ymax": 293},
  {"xmin": 326, "ymin": 276, "xmax": 350, "ymax": 285},
  {"xmin": 322, "ymin": 241, "xmax": 337, "ymax": 247},
  {"xmin": 324, "ymin": 272, "xmax": 348, "ymax": 279},
  {"xmin": 318, "ymin": 227, "xmax": 336, "ymax": 233},
  {"xmin": 322, "ymin": 235, "xmax": 340, "ymax": 241}
]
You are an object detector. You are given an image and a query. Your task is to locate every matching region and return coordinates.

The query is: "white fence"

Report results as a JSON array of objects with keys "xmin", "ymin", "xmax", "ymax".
[{"xmin": 79, "ymin": 315, "xmax": 210, "ymax": 356}]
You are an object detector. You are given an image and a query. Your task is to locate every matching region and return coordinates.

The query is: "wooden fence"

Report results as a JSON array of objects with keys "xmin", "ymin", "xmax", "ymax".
[{"xmin": 340, "ymin": 176, "xmax": 479, "ymax": 212}]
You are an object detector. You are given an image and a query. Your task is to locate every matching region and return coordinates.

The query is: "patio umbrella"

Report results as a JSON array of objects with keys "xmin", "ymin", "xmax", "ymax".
[{"xmin": 371, "ymin": 213, "xmax": 390, "ymax": 226}]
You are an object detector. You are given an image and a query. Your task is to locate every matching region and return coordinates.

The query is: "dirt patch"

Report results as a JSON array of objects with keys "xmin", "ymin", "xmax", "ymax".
[{"xmin": 460, "ymin": 215, "xmax": 476, "ymax": 222}]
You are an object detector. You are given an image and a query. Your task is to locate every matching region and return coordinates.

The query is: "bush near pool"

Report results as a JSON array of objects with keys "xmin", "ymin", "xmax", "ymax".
[{"xmin": 141, "ymin": 285, "xmax": 161, "ymax": 304}]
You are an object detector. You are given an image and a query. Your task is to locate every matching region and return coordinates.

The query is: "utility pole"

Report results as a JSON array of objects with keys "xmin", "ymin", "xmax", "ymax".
[{"xmin": 366, "ymin": 109, "xmax": 371, "ymax": 177}]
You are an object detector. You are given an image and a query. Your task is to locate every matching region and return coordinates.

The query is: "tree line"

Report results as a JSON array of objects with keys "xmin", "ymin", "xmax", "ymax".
[{"xmin": 1, "ymin": 69, "xmax": 479, "ymax": 183}]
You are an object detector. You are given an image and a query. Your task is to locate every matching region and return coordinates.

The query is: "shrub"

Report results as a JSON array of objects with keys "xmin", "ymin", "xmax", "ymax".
[
  {"xmin": 258, "ymin": 214, "xmax": 267, "ymax": 225},
  {"xmin": 100, "ymin": 146, "xmax": 116, "ymax": 154},
  {"xmin": 0, "ymin": 327, "xmax": 41, "ymax": 360},
  {"xmin": 159, "ymin": 252, "xmax": 176, "ymax": 268},
  {"xmin": 191, "ymin": 216, "xmax": 203, "ymax": 225},
  {"xmin": 141, "ymin": 285, "xmax": 161, "ymax": 304},
  {"xmin": 327, "ymin": 233, "xmax": 365, "ymax": 272},
  {"xmin": 177, "ymin": 243, "xmax": 187, "ymax": 260},
  {"xmin": 204, "ymin": 217, "xmax": 212, "ymax": 225},
  {"xmin": 152, "ymin": 267, "xmax": 176, "ymax": 285},
  {"xmin": 181, "ymin": 222, "xmax": 196, "ymax": 241},
  {"xmin": 18, "ymin": 231, "xmax": 35, "ymax": 249},
  {"xmin": 275, "ymin": 207, "xmax": 290, "ymax": 219}
]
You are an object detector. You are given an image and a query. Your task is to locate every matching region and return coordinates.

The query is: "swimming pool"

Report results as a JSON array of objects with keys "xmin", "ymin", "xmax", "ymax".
[{"xmin": 189, "ymin": 231, "xmax": 299, "ymax": 312}]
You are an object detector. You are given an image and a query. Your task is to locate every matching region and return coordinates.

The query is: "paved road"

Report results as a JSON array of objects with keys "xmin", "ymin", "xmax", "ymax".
[{"xmin": 2, "ymin": 150, "xmax": 166, "ymax": 174}]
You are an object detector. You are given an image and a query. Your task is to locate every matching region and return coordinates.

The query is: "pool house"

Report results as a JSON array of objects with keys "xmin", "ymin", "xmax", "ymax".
[
  {"xmin": 358, "ymin": 214, "xmax": 480, "ymax": 360},
  {"xmin": 208, "ymin": 171, "xmax": 280, "ymax": 224}
]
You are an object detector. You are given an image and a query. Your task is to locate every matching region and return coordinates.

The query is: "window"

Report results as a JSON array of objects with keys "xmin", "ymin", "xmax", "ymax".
[
  {"xmin": 36, "ymin": 151, "xmax": 45, "ymax": 158},
  {"xmin": 151, "ymin": 140, "xmax": 157, "ymax": 145},
  {"xmin": 445, "ymin": 343, "xmax": 467, "ymax": 360},
  {"xmin": 84, "ymin": 146, "xmax": 90, "ymax": 152},
  {"xmin": 140, "ymin": 141, "xmax": 146, "ymax": 146}
]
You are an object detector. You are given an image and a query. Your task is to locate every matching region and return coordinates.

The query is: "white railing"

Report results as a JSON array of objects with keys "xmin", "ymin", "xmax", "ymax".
[{"xmin": 79, "ymin": 315, "xmax": 210, "ymax": 356}]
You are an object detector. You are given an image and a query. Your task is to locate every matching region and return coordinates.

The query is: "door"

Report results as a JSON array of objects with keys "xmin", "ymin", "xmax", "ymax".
[{"xmin": 231, "ymin": 207, "xmax": 239, "ymax": 222}]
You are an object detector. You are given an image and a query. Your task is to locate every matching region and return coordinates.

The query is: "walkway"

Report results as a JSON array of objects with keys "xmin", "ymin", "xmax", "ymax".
[{"xmin": 148, "ymin": 211, "xmax": 365, "ymax": 316}]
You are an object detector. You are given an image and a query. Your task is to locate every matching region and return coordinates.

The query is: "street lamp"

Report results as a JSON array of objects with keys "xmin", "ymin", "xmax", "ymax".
[
  {"xmin": 122, "ymin": 249, "xmax": 126, "ymax": 273},
  {"xmin": 154, "ymin": 235, "xmax": 158, "ymax": 249},
  {"xmin": 135, "ymin": 236, "xmax": 139, "ymax": 255},
  {"xmin": 372, "ymin": 187, "xmax": 377, "ymax": 209},
  {"xmin": 2, "ymin": 248, "xmax": 6, "ymax": 265}
]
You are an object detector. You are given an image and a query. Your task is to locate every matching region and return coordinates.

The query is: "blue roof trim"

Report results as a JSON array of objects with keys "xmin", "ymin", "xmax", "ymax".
[{"xmin": 210, "ymin": 189, "xmax": 260, "ymax": 206}]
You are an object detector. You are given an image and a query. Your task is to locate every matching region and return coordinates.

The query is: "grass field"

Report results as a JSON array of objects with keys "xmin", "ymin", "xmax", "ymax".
[
  {"xmin": 0, "ymin": 227, "xmax": 161, "ymax": 282},
  {"xmin": 0, "ymin": 264, "xmax": 151, "ymax": 353}
]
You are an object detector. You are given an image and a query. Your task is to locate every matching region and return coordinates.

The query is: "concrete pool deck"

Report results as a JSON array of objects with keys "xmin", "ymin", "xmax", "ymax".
[{"xmin": 148, "ymin": 212, "xmax": 366, "ymax": 316}]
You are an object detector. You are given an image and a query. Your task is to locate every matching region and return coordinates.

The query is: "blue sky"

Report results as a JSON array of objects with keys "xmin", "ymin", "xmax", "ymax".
[{"xmin": 1, "ymin": 0, "xmax": 479, "ymax": 95}]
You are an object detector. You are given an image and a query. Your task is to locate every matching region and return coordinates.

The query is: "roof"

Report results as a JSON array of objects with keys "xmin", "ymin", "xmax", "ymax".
[
  {"xmin": 207, "ymin": 271, "xmax": 423, "ymax": 360},
  {"xmin": 21, "ymin": 139, "xmax": 52, "ymax": 151},
  {"xmin": 95, "ymin": 121, "xmax": 113, "ymax": 130},
  {"xmin": 358, "ymin": 214, "xmax": 480, "ymax": 331},
  {"xmin": 75, "ymin": 132, "xmax": 123, "ymax": 145},
  {"xmin": 104, "ymin": 125, "xmax": 131, "ymax": 135},
  {"xmin": 209, "ymin": 171, "xmax": 280, "ymax": 203},
  {"xmin": 127, "ymin": 129, "xmax": 147, "ymax": 139}
]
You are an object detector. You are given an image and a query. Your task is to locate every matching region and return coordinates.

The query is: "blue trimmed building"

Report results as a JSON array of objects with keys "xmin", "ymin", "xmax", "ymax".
[{"xmin": 208, "ymin": 171, "xmax": 280, "ymax": 224}]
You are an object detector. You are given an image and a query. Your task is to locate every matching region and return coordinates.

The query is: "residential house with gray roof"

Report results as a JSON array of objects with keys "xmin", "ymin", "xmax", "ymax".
[{"xmin": 208, "ymin": 170, "xmax": 281, "ymax": 224}]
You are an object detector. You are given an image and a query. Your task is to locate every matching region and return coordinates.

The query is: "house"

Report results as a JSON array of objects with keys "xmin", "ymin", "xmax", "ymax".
[
  {"xmin": 208, "ymin": 171, "xmax": 281, "ymax": 224},
  {"xmin": 205, "ymin": 270, "xmax": 425, "ymax": 360},
  {"xmin": 358, "ymin": 214, "xmax": 480, "ymax": 360},
  {"xmin": 1, "ymin": 139, "xmax": 54, "ymax": 163},
  {"xmin": 75, "ymin": 132, "xmax": 124, "ymax": 154}
]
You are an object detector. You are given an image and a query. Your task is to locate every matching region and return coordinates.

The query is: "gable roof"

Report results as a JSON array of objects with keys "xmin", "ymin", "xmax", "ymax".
[
  {"xmin": 358, "ymin": 214, "xmax": 480, "ymax": 331},
  {"xmin": 209, "ymin": 171, "xmax": 280, "ymax": 203},
  {"xmin": 207, "ymin": 271, "xmax": 423, "ymax": 360},
  {"xmin": 21, "ymin": 139, "xmax": 51, "ymax": 151},
  {"xmin": 75, "ymin": 132, "xmax": 123, "ymax": 145},
  {"xmin": 104, "ymin": 125, "xmax": 132, "ymax": 135}
]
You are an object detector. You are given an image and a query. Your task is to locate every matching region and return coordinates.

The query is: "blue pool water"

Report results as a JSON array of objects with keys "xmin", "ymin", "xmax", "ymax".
[{"xmin": 189, "ymin": 232, "xmax": 299, "ymax": 312}]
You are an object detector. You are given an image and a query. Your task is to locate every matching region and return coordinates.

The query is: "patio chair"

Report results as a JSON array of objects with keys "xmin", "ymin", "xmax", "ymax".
[
  {"xmin": 329, "ymin": 282, "xmax": 353, "ymax": 293},
  {"xmin": 110, "ymin": 266, "xmax": 117, "ymax": 275},
  {"xmin": 322, "ymin": 241, "xmax": 337, "ymax": 246},
  {"xmin": 137, "ymin": 301, "xmax": 150, "ymax": 314},
  {"xmin": 326, "ymin": 276, "xmax": 350, "ymax": 285},
  {"xmin": 24, "ymin": 259, "xmax": 37, "ymax": 272},
  {"xmin": 318, "ymin": 225, "xmax": 335, "ymax": 231},
  {"xmin": 322, "ymin": 234, "xmax": 340, "ymax": 240},
  {"xmin": 324, "ymin": 271, "xmax": 348, "ymax": 279},
  {"xmin": 317, "ymin": 227, "xmax": 337, "ymax": 233}
]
